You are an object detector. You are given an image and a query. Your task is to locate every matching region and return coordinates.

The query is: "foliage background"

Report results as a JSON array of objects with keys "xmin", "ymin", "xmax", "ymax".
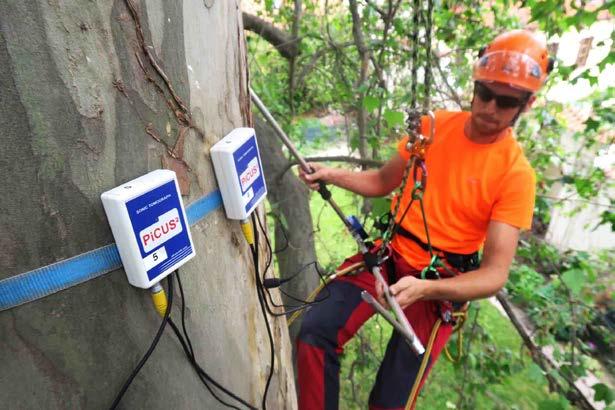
[{"xmin": 246, "ymin": 0, "xmax": 614, "ymax": 408}]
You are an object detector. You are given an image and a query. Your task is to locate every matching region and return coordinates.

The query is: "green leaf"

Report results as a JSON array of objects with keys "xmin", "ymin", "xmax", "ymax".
[
  {"xmin": 527, "ymin": 363, "xmax": 545, "ymax": 383},
  {"xmin": 363, "ymin": 95, "xmax": 380, "ymax": 112},
  {"xmin": 593, "ymin": 383, "xmax": 614, "ymax": 405},
  {"xmin": 561, "ymin": 269, "xmax": 584, "ymax": 295},
  {"xmin": 264, "ymin": 0, "xmax": 274, "ymax": 12},
  {"xmin": 383, "ymin": 109, "xmax": 405, "ymax": 128},
  {"xmin": 538, "ymin": 398, "xmax": 568, "ymax": 410},
  {"xmin": 393, "ymin": 18, "xmax": 405, "ymax": 36},
  {"xmin": 585, "ymin": 117, "xmax": 601, "ymax": 132},
  {"xmin": 370, "ymin": 197, "xmax": 391, "ymax": 219}
]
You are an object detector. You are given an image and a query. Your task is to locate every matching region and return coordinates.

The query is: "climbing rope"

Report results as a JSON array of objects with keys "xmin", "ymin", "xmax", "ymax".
[
  {"xmin": 406, "ymin": 317, "xmax": 441, "ymax": 409},
  {"xmin": 443, "ymin": 310, "xmax": 468, "ymax": 363},
  {"xmin": 423, "ymin": 0, "xmax": 435, "ymax": 112},
  {"xmin": 378, "ymin": 0, "xmax": 437, "ymax": 268},
  {"xmin": 410, "ymin": 0, "xmax": 421, "ymax": 110}
]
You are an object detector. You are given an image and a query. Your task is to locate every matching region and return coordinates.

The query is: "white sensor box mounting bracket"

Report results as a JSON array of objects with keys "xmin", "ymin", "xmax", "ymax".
[
  {"xmin": 101, "ymin": 170, "xmax": 195, "ymax": 288},
  {"xmin": 211, "ymin": 127, "xmax": 267, "ymax": 220}
]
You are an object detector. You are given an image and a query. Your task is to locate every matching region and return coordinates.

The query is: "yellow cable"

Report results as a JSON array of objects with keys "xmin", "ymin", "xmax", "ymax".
[
  {"xmin": 406, "ymin": 319, "xmax": 442, "ymax": 410},
  {"xmin": 287, "ymin": 281, "xmax": 328, "ymax": 326},
  {"xmin": 150, "ymin": 283, "xmax": 168, "ymax": 317},
  {"xmin": 287, "ymin": 262, "xmax": 365, "ymax": 326},
  {"xmin": 443, "ymin": 330, "xmax": 464, "ymax": 363},
  {"xmin": 240, "ymin": 219, "xmax": 254, "ymax": 246}
]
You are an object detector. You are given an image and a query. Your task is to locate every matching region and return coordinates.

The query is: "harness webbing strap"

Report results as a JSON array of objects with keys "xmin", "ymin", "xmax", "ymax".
[
  {"xmin": 393, "ymin": 223, "xmax": 443, "ymax": 253},
  {"xmin": 392, "ymin": 223, "xmax": 480, "ymax": 273}
]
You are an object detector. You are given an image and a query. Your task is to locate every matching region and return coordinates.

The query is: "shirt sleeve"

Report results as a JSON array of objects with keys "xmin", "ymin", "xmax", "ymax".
[{"xmin": 491, "ymin": 166, "xmax": 536, "ymax": 230}]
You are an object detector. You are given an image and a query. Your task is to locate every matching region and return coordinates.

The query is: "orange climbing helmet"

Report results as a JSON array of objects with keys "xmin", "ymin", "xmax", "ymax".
[{"xmin": 473, "ymin": 29, "xmax": 554, "ymax": 93}]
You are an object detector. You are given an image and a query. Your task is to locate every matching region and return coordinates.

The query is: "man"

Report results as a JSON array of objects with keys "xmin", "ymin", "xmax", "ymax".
[{"xmin": 296, "ymin": 30, "xmax": 553, "ymax": 410}]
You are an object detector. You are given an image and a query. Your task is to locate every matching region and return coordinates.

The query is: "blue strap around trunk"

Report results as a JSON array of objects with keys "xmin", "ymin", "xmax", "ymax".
[{"xmin": 0, "ymin": 189, "xmax": 223, "ymax": 311}]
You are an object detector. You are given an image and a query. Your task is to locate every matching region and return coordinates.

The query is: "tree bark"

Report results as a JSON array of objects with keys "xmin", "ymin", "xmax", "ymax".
[{"xmin": 0, "ymin": 1, "xmax": 296, "ymax": 408}]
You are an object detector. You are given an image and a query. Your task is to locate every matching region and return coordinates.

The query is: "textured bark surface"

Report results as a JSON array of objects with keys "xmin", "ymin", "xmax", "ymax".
[
  {"xmin": 0, "ymin": 1, "xmax": 296, "ymax": 408},
  {"xmin": 255, "ymin": 115, "xmax": 319, "ymax": 342}
]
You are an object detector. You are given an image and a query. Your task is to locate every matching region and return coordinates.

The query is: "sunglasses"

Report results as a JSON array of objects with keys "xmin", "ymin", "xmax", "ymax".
[{"xmin": 474, "ymin": 82, "xmax": 528, "ymax": 109}]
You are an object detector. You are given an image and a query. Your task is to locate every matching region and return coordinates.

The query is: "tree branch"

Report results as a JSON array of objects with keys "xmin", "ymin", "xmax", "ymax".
[
  {"xmin": 432, "ymin": 51, "xmax": 464, "ymax": 109},
  {"xmin": 242, "ymin": 12, "xmax": 298, "ymax": 60},
  {"xmin": 370, "ymin": 0, "xmax": 403, "ymax": 159},
  {"xmin": 295, "ymin": 47, "xmax": 328, "ymax": 90},
  {"xmin": 496, "ymin": 292, "xmax": 597, "ymax": 410},
  {"xmin": 364, "ymin": 0, "xmax": 386, "ymax": 18},
  {"xmin": 349, "ymin": 0, "xmax": 371, "ymax": 161}
]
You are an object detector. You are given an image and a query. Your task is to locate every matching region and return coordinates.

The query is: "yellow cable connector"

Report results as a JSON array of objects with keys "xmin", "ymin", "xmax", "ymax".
[
  {"xmin": 150, "ymin": 283, "xmax": 168, "ymax": 317},
  {"xmin": 240, "ymin": 219, "xmax": 254, "ymax": 246}
]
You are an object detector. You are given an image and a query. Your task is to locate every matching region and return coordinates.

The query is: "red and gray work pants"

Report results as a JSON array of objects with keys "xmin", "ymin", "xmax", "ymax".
[{"xmin": 296, "ymin": 250, "xmax": 455, "ymax": 410}]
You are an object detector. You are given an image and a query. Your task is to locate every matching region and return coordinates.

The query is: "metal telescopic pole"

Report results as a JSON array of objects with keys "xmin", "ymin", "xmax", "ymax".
[
  {"xmin": 249, "ymin": 87, "xmax": 424, "ymax": 356},
  {"xmin": 249, "ymin": 88, "xmax": 356, "ymax": 236}
]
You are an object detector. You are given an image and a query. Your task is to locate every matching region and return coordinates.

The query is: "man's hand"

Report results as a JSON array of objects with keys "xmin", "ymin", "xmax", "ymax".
[
  {"xmin": 296, "ymin": 154, "xmax": 405, "ymax": 197},
  {"xmin": 375, "ymin": 276, "xmax": 430, "ymax": 310},
  {"xmin": 298, "ymin": 162, "xmax": 334, "ymax": 191}
]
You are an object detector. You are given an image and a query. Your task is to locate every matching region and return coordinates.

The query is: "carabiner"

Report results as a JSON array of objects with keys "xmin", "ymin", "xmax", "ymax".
[
  {"xmin": 424, "ymin": 110, "xmax": 435, "ymax": 145},
  {"xmin": 405, "ymin": 110, "xmax": 435, "ymax": 156},
  {"xmin": 412, "ymin": 159, "xmax": 428, "ymax": 190},
  {"xmin": 421, "ymin": 255, "xmax": 442, "ymax": 280}
]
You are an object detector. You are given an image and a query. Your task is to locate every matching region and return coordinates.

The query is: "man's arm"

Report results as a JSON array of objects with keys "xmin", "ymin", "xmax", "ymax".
[
  {"xmin": 298, "ymin": 154, "xmax": 406, "ymax": 197},
  {"xmin": 379, "ymin": 220, "xmax": 520, "ymax": 309}
]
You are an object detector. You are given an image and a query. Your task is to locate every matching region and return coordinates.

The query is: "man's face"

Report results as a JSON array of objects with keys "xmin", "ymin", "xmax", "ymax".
[{"xmin": 470, "ymin": 81, "xmax": 531, "ymax": 135}]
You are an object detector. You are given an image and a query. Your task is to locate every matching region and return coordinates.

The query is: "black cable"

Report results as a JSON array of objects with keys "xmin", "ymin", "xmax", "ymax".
[
  {"xmin": 258, "ymin": 212, "xmax": 274, "ymax": 279},
  {"xmin": 174, "ymin": 285, "xmax": 240, "ymax": 410},
  {"xmin": 109, "ymin": 274, "xmax": 174, "ymax": 410},
  {"xmin": 268, "ymin": 212, "xmax": 290, "ymax": 255},
  {"xmin": 176, "ymin": 273, "xmax": 195, "ymax": 356},
  {"xmin": 167, "ymin": 319, "xmax": 250, "ymax": 410},
  {"xmin": 263, "ymin": 261, "xmax": 320, "ymax": 289},
  {"xmin": 173, "ymin": 273, "xmax": 257, "ymax": 410},
  {"xmin": 389, "ymin": 191, "xmax": 417, "ymax": 240},
  {"xmin": 255, "ymin": 212, "xmax": 291, "ymax": 312},
  {"xmin": 254, "ymin": 212, "xmax": 331, "ymax": 314},
  {"xmin": 275, "ymin": 264, "xmax": 331, "ymax": 306},
  {"xmin": 251, "ymin": 212, "xmax": 275, "ymax": 410}
]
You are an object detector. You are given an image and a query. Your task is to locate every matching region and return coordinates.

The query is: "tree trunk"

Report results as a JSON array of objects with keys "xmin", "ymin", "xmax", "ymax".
[
  {"xmin": 255, "ymin": 115, "xmax": 319, "ymax": 342},
  {"xmin": 0, "ymin": 1, "xmax": 296, "ymax": 409}
]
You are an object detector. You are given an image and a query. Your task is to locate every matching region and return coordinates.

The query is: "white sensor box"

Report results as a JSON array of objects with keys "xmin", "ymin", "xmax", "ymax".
[
  {"xmin": 101, "ymin": 170, "xmax": 195, "ymax": 288},
  {"xmin": 210, "ymin": 128, "xmax": 267, "ymax": 220}
]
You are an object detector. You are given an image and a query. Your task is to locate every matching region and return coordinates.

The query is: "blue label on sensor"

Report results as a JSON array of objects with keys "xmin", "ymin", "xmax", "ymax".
[
  {"xmin": 125, "ymin": 181, "xmax": 193, "ymax": 281},
  {"xmin": 232, "ymin": 134, "xmax": 266, "ymax": 215}
]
